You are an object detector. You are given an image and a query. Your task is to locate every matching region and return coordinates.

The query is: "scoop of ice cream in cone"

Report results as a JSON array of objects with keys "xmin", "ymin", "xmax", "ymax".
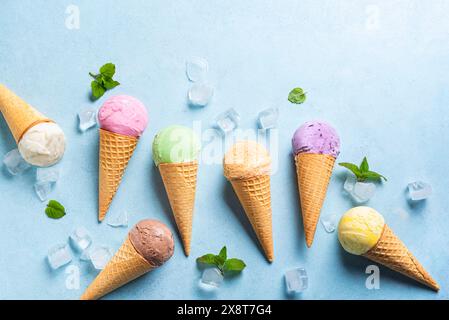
[
  {"xmin": 152, "ymin": 125, "xmax": 201, "ymax": 166},
  {"xmin": 0, "ymin": 84, "xmax": 66, "ymax": 167},
  {"xmin": 98, "ymin": 95, "xmax": 148, "ymax": 138},
  {"xmin": 97, "ymin": 95, "xmax": 148, "ymax": 221},
  {"xmin": 152, "ymin": 125, "xmax": 200, "ymax": 256},
  {"xmin": 292, "ymin": 120, "xmax": 340, "ymax": 157},
  {"xmin": 223, "ymin": 141, "xmax": 274, "ymax": 262},
  {"xmin": 292, "ymin": 120, "xmax": 340, "ymax": 247},
  {"xmin": 81, "ymin": 219, "xmax": 174, "ymax": 300},
  {"xmin": 223, "ymin": 140, "xmax": 271, "ymax": 180},
  {"xmin": 338, "ymin": 206, "xmax": 439, "ymax": 291}
]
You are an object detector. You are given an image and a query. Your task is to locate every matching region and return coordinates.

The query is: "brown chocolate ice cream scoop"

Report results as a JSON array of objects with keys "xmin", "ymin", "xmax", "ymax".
[{"xmin": 129, "ymin": 219, "xmax": 175, "ymax": 267}]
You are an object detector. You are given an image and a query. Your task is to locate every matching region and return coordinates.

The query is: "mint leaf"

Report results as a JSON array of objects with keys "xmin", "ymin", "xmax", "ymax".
[
  {"xmin": 196, "ymin": 254, "xmax": 217, "ymax": 266},
  {"xmin": 214, "ymin": 255, "xmax": 225, "ymax": 267},
  {"xmin": 288, "ymin": 87, "xmax": 306, "ymax": 104},
  {"xmin": 89, "ymin": 63, "xmax": 120, "ymax": 100},
  {"xmin": 364, "ymin": 171, "xmax": 387, "ymax": 181},
  {"xmin": 360, "ymin": 157, "xmax": 369, "ymax": 173},
  {"xmin": 45, "ymin": 200, "xmax": 66, "ymax": 219},
  {"xmin": 223, "ymin": 259, "xmax": 246, "ymax": 273},
  {"xmin": 339, "ymin": 162, "xmax": 362, "ymax": 179},
  {"xmin": 91, "ymin": 81, "xmax": 105, "ymax": 99},
  {"xmin": 100, "ymin": 63, "xmax": 116, "ymax": 78},
  {"xmin": 103, "ymin": 78, "xmax": 120, "ymax": 90},
  {"xmin": 218, "ymin": 246, "xmax": 227, "ymax": 261}
]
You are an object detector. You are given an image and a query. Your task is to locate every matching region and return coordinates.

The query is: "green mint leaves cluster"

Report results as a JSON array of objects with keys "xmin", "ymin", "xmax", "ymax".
[
  {"xmin": 339, "ymin": 157, "xmax": 387, "ymax": 182},
  {"xmin": 288, "ymin": 87, "xmax": 306, "ymax": 104},
  {"xmin": 45, "ymin": 200, "xmax": 66, "ymax": 219},
  {"xmin": 196, "ymin": 246, "xmax": 246, "ymax": 275},
  {"xmin": 89, "ymin": 63, "xmax": 120, "ymax": 100}
]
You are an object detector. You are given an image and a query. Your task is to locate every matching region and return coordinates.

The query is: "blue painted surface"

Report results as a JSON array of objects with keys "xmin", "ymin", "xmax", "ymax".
[{"xmin": 0, "ymin": 0, "xmax": 448, "ymax": 300}]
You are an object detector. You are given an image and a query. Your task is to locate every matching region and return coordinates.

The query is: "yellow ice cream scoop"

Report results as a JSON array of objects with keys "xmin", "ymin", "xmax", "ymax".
[
  {"xmin": 337, "ymin": 206, "xmax": 439, "ymax": 291},
  {"xmin": 338, "ymin": 206, "xmax": 385, "ymax": 255}
]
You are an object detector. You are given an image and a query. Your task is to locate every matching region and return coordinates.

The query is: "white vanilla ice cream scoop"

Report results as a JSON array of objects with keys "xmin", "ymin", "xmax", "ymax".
[{"xmin": 18, "ymin": 122, "xmax": 66, "ymax": 167}]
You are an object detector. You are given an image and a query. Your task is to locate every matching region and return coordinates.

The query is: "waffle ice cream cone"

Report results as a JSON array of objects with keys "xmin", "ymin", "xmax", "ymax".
[
  {"xmin": 295, "ymin": 153, "xmax": 335, "ymax": 247},
  {"xmin": 224, "ymin": 141, "xmax": 274, "ymax": 262},
  {"xmin": 81, "ymin": 237, "xmax": 153, "ymax": 300},
  {"xmin": 98, "ymin": 129, "xmax": 137, "ymax": 221},
  {"xmin": 0, "ymin": 84, "xmax": 53, "ymax": 143},
  {"xmin": 158, "ymin": 161, "xmax": 198, "ymax": 256},
  {"xmin": 97, "ymin": 95, "xmax": 148, "ymax": 222},
  {"xmin": 81, "ymin": 220, "xmax": 174, "ymax": 300},
  {"xmin": 338, "ymin": 207, "xmax": 439, "ymax": 291},
  {"xmin": 230, "ymin": 174, "xmax": 274, "ymax": 261},
  {"xmin": 363, "ymin": 224, "xmax": 439, "ymax": 291}
]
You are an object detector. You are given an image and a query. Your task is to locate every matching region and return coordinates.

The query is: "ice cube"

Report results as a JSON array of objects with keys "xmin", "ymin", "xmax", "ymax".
[
  {"xmin": 285, "ymin": 267, "xmax": 308, "ymax": 294},
  {"xmin": 407, "ymin": 181, "xmax": 432, "ymax": 201},
  {"xmin": 186, "ymin": 57, "xmax": 208, "ymax": 82},
  {"xmin": 80, "ymin": 249, "xmax": 91, "ymax": 261},
  {"xmin": 47, "ymin": 243, "xmax": 72, "ymax": 270},
  {"xmin": 107, "ymin": 210, "xmax": 128, "ymax": 228},
  {"xmin": 258, "ymin": 108, "xmax": 279, "ymax": 130},
  {"xmin": 3, "ymin": 149, "xmax": 31, "ymax": 175},
  {"xmin": 36, "ymin": 167, "xmax": 59, "ymax": 183},
  {"xmin": 321, "ymin": 214, "xmax": 338, "ymax": 233},
  {"xmin": 188, "ymin": 83, "xmax": 214, "ymax": 107},
  {"xmin": 343, "ymin": 174, "xmax": 356, "ymax": 193},
  {"xmin": 351, "ymin": 181, "xmax": 376, "ymax": 203},
  {"xmin": 201, "ymin": 268, "xmax": 224, "ymax": 288},
  {"xmin": 34, "ymin": 181, "xmax": 54, "ymax": 202},
  {"xmin": 215, "ymin": 108, "xmax": 240, "ymax": 134},
  {"xmin": 78, "ymin": 106, "xmax": 98, "ymax": 132},
  {"xmin": 89, "ymin": 246, "xmax": 112, "ymax": 270},
  {"xmin": 69, "ymin": 227, "xmax": 92, "ymax": 251}
]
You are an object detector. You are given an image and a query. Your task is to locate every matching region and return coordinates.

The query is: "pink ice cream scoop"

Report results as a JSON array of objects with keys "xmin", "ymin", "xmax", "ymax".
[
  {"xmin": 98, "ymin": 95, "xmax": 148, "ymax": 137},
  {"xmin": 292, "ymin": 121, "xmax": 340, "ymax": 158}
]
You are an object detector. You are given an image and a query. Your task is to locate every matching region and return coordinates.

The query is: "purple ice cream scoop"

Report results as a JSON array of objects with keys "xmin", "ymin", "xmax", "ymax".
[{"xmin": 292, "ymin": 121, "xmax": 340, "ymax": 158}]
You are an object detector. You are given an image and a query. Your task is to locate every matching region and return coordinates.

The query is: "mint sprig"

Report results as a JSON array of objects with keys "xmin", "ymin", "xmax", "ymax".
[
  {"xmin": 339, "ymin": 157, "xmax": 387, "ymax": 182},
  {"xmin": 45, "ymin": 200, "xmax": 66, "ymax": 219},
  {"xmin": 288, "ymin": 87, "xmax": 306, "ymax": 104},
  {"xmin": 196, "ymin": 246, "xmax": 246, "ymax": 275},
  {"xmin": 89, "ymin": 63, "xmax": 120, "ymax": 100}
]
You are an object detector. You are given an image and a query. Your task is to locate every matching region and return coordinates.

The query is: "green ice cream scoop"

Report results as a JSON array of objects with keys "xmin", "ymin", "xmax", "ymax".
[{"xmin": 152, "ymin": 125, "xmax": 201, "ymax": 166}]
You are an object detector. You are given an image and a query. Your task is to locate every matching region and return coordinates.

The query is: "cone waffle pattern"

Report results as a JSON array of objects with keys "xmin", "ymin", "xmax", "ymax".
[
  {"xmin": 0, "ymin": 84, "xmax": 52, "ymax": 143},
  {"xmin": 159, "ymin": 161, "xmax": 198, "ymax": 256},
  {"xmin": 295, "ymin": 153, "xmax": 335, "ymax": 247},
  {"xmin": 230, "ymin": 175, "xmax": 274, "ymax": 261},
  {"xmin": 363, "ymin": 225, "xmax": 439, "ymax": 291},
  {"xmin": 98, "ymin": 129, "xmax": 138, "ymax": 221},
  {"xmin": 80, "ymin": 237, "xmax": 153, "ymax": 300}
]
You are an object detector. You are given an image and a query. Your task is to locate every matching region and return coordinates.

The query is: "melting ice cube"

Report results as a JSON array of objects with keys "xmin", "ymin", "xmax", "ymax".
[
  {"xmin": 258, "ymin": 108, "xmax": 279, "ymax": 130},
  {"xmin": 89, "ymin": 246, "xmax": 112, "ymax": 270},
  {"xmin": 321, "ymin": 214, "xmax": 338, "ymax": 233},
  {"xmin": 186, "ymin": 57, "xmax": 208, "ymax": 82},
  {"xmin": 201, "ymin": 268, "xmax": 224, "ymax": 288},
  {"xmin": 3, "ymin": 149, "xmax": 31, "ymax": 175},
  {"xmin": 34, "ymin": 181, "xmax": 54, "ymax": 202},
  {"xmin": 215, "ymin": 108, "xmax": 240, "ymax": 134},
  {"xmin": 47, "ymin": 244, "xmax": 72, "ymax": 270},
  {"xmin": 107, "ymin": 211, "xmax": 128, "ymax": 228},
  {"xmin": 407, "ymin": 181, "xmax": 432, "ymax": 201},
  {"xmin": 69, "ymin": 227, "xmax": 92, "ymax": 251},
  {"xmin": 36, "ymin": 167, "xmax": 59, "ymax": 183},
  {"xmin": 285, "ymin": 267, "xmax": 308, "ymax": 294},
  {"xmin": 78, "ymin": 106, "xmax": 98, "ymax": 132},
  {"xmin": 343, "ymin": 175, "xmax": 376, "ymax": 203},
  {"xmin": 188, "ymin": 84, "xmax": 214, "ymax": 107}
]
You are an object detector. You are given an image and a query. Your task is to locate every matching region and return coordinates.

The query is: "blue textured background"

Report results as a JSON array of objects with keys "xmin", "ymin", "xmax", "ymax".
[{"xmin": 0, "ymin": 0, "xmax": 448, "ymax": 300}]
